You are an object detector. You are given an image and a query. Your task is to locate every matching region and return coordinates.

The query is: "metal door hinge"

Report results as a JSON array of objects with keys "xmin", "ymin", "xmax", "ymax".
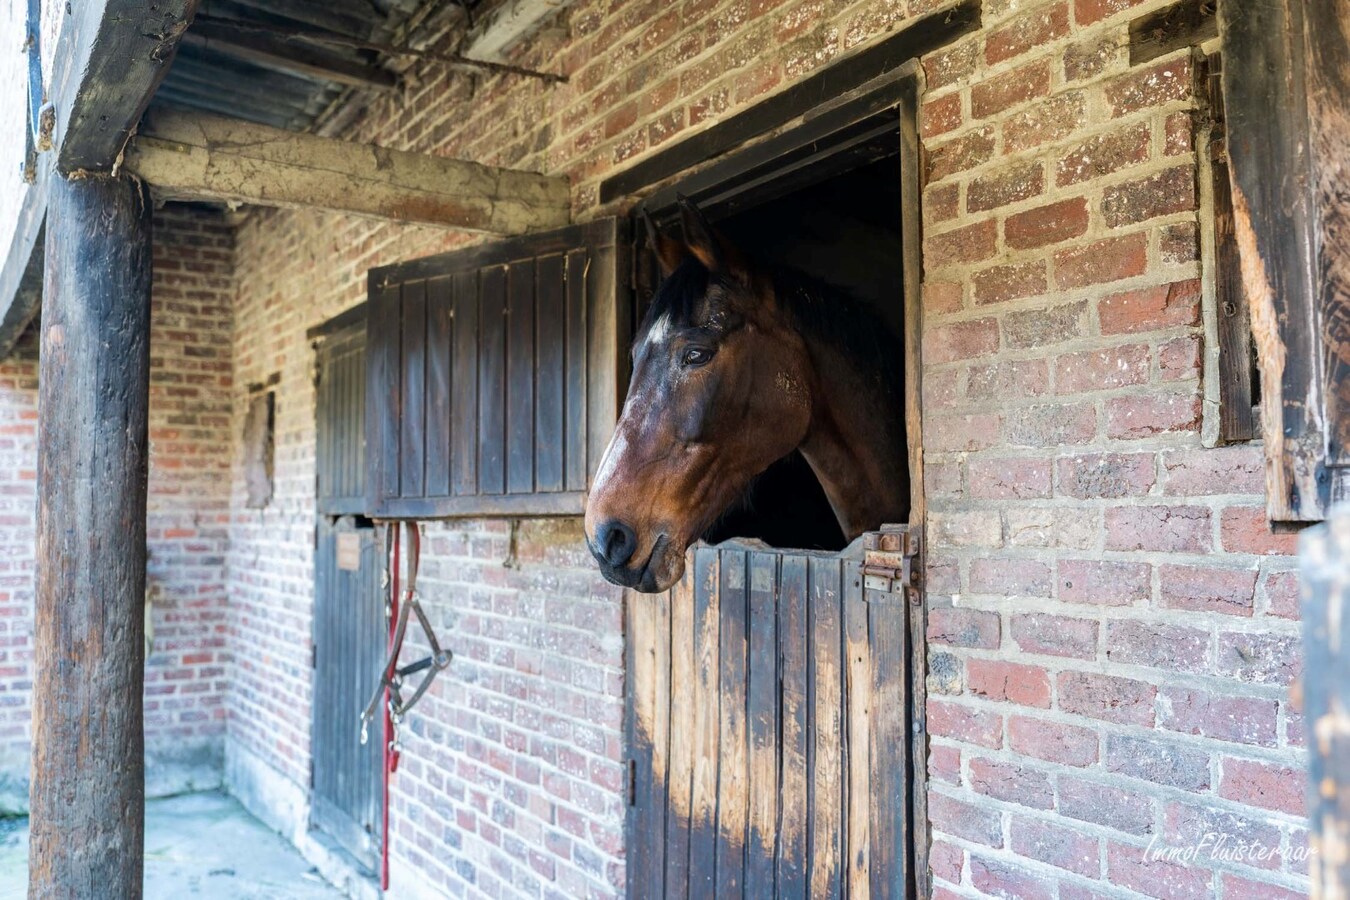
[{"xmin": 862, "ymin": 526, "xmax": 921, "ymax": 603}]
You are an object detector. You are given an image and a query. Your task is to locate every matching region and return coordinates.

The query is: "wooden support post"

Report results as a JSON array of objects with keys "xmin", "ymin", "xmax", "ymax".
[
  {"xmin": 30, "ymin": 173, "xmax": 152, "ymax": 899},
  {"xmin": 1302, "ymin": 510, "xmax": 1350, "ymax": 899}
]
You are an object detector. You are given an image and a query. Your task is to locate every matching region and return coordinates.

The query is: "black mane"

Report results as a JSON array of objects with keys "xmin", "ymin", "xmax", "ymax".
[{"xmin": 641, "ymin": 258, "xmax": 903, "ymax": 401}]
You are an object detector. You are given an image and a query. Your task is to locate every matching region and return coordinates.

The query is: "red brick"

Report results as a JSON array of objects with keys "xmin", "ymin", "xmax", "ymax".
[
  {"xmin": 972, "ymin": 261, "xmax": 1047, "ymax": 305},
  {"xmin": 926, "ymin": 183, "xmax": 961, "ymax": 224},
  {"xmin": 1006, "ymin": 401, "xmax": 1096, "ymax": 447},
  {"xmin": 1165, "ymin": 110, "xmax": 1193, "ymax": 155},
  {"xmin": 1159, "ymin": 687, "xmax": 1279, "ymax": 746},
  {"xmin": 928, "ymin": 412, "xmax": 1003, "ymax": 452},
  {"xmin": 1159, "ymin": 334, "xmax": 1201, "ymax": 380},
  {"xmin": 1161, "ymin": 221, "xmax": 1200, "ymax": 264},
  {"xmin": 1106, "ymin": 57, "xmax": 1192, "ymax": 117},
  {"xmin": 1105, "ymin": 504, "xmax": 1211, "ymax": 553},
  {"xmin": 1057, "ymin": 122, "xmax": 1152, "ymax": 186},
  {"xmin": 928, "ymin": 607, "xmax": 1001, "ymax": 649},
  {"xmin": 1220, "ymin": 506, "xmax": 1301, "ymax": 555},
  {"xmin": 1107, "ymin": 842, "xmax": 1211, "ymax": 900},
  {"xmin": 1056, "ymin": 452, "xmax": 1156, "ymax": 499},
  {"xmin": 921, "ymin": 93, "xmax": 963, "ymax": 139},
  {"xmin": 971, "ymin": 559, "xmax": 1054, "ymax": 601},
  {"xmin": 1006, "ymin": 197, "xmax": 1090, "ymax": 249},
  {"xmin": 972, "ymin": 59, "xmax": 1051, "ymax": 119},
  {"xmin": 1220, "ymin": 758, "xmax": 1304, "ymax": 815},
  {"xmin": 967, "ymin": 659, "xmax": 1051, "ymax": 708},
  {"xmin": 1103, "ymin": 166, "xmax": 1196, "ymax": 226},
  {"xmin": 1059, "ymin": 778, "xmax": 1155, "ymax": 834},
  {"xmin": 1058, "ymin": 671, "xmax": 1156, "ymax": 726},
  {"xmin": 924, "ymin": 40, "xmax": 980, "ymax": 90},
  {"xmin": 928, "ymin": 220, "xmax": 998, "ymax": 268},
  {"xmin": 1059, "ymin": 559, "xmax": 1151, "ymax": 606},
  {"xmin": 1012, "ymin": 613, "xmax": 1097, "ymax": 659},
  {"xmin": 927, "ymin": 127, "xmax": 997, "ymax": 183},
  {"xmin": 1011, "ymin": 816, "xmax": 1099, "ymax": 877},
  {"xmin": 930, "ymin": 839, "xmax": 964, "ymax": 883},
  {"xmin": 1074, "ymin": 0, "xmax": 1148, "ymax": 25},
  {"xmin": 986, "ymin": 3, "xmax": 1070, "ymax": 64},
  {"xmin": 928, "ymin": 700, "xmax": 1004, "ymax": 748},
  {"xmin": 1064, "ymin": 35, "xmax": 1120, "ymax": 82},
  {"xmin": 1009, "ymin": 715, "xmax": 1098, "ymax": 766},
  {"xmin": 1262, "ymin": 569, "xmax": 1301, "ymax": 619},
  {"xmin": 1220, "ymin": 874, "xmax": 1305, "ymax": 900},
  {"xmin": 928, "ymin": 318, "xmax": 999, "ymax": 364},
  {"xmin": 930, "ymin": 744, "xmax": 962, "ymax": 785},
  {"xmin": 1003, "ymin": 91, "xmax": 1088, "ymax": 153},
  {"xmin": 968, "ymin": 161, "xmax": 1044, "ymax": 212},
  {"xmin": 1106, "ymin": 392, "xmax": 1202, "ymax": 439},
  {"xmin": 1099, "ymin": 279, "xmax": 1201, "ymax": 334},
  {"xmin": 1106, "ymin": 620, "xmax": 1210, "ymax": 674},
  {"xmin": 968, "ymin": 359, "xmax": 1050, "ymax": 399},
  {"xmin": 969, "ymin": 456, "xmax": 1053, "ymax": 500},
  {"xmin": 1054, "ymin": 233, "xmax": 1148, "ymax": 288},
  {"xmin": 928, "ymin": 792, "xmax": 1003, "ymax": 847},
  {"xmin": 924, "ymin": 280, "xmax": 965, "ymax": 315},
  {"xmin": 1106, "ymin": 733, "xmax": 1211, "ymax": 791},
  {"xmin": 969, "ymin": 757, "xmax": 1053, "ymax": 809},
  {"xmin": 1159, "ymin": 564, "xmax": 1258, "ymax": 616},
  {"xmin": 970, "ymin": 855, "xmax": 1054, "ymax": 900},
  {"xmin": 1054, "ymin": 344, "xmax": 1150, "ymax": 394},
  {"xmin": 1216, "ymin": 630, "xmax": 1301, "ymax": 686},
  {"xmin": 1003, "ymin": 301, "xmax": 1088, "ymax": 350}
]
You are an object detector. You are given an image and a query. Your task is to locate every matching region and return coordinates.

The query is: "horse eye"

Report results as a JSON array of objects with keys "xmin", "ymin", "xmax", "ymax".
[{"xmin": 681, "ymin": 347, "xmax": 713, "ymax": 367}]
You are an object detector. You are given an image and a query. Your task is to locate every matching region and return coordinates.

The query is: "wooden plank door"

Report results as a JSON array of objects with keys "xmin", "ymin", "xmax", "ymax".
[
  {"xmin": 626, "ymin": 531, "xmax": 917, "ymax": 898},
  {"xmin": 311, "ymin": 322, "xmax": 384, "ymax": 870}
]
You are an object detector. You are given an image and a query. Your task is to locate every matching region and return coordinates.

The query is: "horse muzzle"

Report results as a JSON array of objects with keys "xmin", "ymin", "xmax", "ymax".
[{"xmin": 588, "ymin": 525, "xmax": 683, "ymax": 593}]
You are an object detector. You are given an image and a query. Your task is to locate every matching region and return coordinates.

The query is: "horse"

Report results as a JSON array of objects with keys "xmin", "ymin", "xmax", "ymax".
[{"xmin": 584, "ymin": 197, "xmax": 908, "ymax": 593}]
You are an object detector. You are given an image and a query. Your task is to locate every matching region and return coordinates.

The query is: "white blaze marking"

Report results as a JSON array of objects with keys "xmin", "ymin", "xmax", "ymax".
[{"xmin": 592, "ymin": 429, "xmax": 629, "ymax": 494}]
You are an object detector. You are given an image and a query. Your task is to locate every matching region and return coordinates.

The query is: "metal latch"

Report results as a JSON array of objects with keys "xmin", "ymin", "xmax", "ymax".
[{"xmin": 861, "ymin": 526, "xmax": 921, "ymax": 603}]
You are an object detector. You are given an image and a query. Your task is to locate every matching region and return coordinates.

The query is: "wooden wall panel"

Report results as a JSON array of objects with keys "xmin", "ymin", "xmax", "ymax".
[{"xmin": 365, "ymin": 219, "xmax": 628, "ymax": 518}]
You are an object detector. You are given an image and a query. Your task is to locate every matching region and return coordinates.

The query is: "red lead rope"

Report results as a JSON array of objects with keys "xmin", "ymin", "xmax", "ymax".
[{"xmin": 381, "ymin": 525, "xmax": 399, "ymax": 890}]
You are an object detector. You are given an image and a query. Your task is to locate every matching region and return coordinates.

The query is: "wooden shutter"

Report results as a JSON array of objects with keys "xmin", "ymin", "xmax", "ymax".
[
  {"xmin": 365, "ymin": 219, "xmax": 630, "ymax": 518},
  {"xmin": 1220, "ymin": 0, "xmax": 1350, "ymax": 520}
]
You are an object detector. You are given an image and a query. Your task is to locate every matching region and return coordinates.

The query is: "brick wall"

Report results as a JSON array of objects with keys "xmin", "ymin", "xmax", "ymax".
[
  {"xmin": 219, "ymin": 0, "xmax": 1308, "ymax": 897},
  {"xmin": 0, "ymin": 204, "xmax": 234, "ymax": 810}
]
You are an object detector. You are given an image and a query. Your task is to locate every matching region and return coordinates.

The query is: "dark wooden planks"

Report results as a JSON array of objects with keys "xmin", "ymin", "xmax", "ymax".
[
  {"xmin": 627, "ymin": 588, "xmax": 671, "ymax": 898},
  {"xmin": 777, "ymin": 553, "xmax": 811, "ymax": 899},
  {"xmin": 399, "ymin": 281, "xmax": 427, "ymax": 499},
  {"xmin": 689, "ymin": 548, "xmax": 721, "ymax": 898},
  {"xmin": 1128, "ymin": 0, "xmax": 1218, "ymax": 65},
  {"xmin": 868, "ymin": 581, "xmax": 910, "ymax": 899},
  {"xmin": 507, "ymin": 260, "xmax": 537, "ymax": 494},
  {"xmin": 663, "ymin": 569, "xmax": 696, "ymax": 899},
  {"xmin": 451, "ymin": 271, "xmax": 479, "ymax": 497},
  {"xmin": 425, "ymin": 277, "xmax": 453, "ymax": 497},
  {"xmin": 31, "ymin": 173, "xmax": 152, "ymax": 898},
  {"xmin": 746, "ymin": 551, "xmax": 780, "ymax": 899},
  {"xmin": 843, "ymin": 561, "xmax": 871, "ymax": 898},
  {"xmin": 478, "ymin": 265, "xmax": 508, "ymax": 496},
  {"xmin": 809, "ymin": 556, "xmax": 845, "ymax": 899},
  {"xmin": 535, "ymin": 254, "xmax": 566, "ymax": 492},
  {"xmin": 715, "ymin": 549, "xmax": 750, "ymax": 898},
  {"xmin": 364, "ymin": 219, "xmax": 625, "ymax": 518},
  {"xmin": 1300, "ymin": 509, "xmax": 1350, "ymax": 897}
]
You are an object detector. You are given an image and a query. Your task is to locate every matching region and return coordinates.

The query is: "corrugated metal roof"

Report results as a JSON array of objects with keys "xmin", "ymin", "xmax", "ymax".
[{"xmin": 151, "ymin": 0, "xmax": 479, "ymax": 133}]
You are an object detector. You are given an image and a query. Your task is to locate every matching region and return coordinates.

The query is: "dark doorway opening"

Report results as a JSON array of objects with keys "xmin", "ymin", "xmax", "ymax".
[{"xmin": 644, "ymin": 147, "xmax": 907, "ymax": 553}]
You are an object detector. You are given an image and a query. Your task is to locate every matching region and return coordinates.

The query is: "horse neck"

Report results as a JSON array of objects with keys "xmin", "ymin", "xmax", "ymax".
[{"xmin": 796, "ymin": 328, "xmax": 908, "ymax": 540}]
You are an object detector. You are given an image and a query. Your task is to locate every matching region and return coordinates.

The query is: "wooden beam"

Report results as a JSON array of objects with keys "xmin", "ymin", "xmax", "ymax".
[
  {"xmin": 180, "ymin": 17, "xmax": 398, "ymax": 92},
  {"xmin": 30, "ymin": 172, "xmax": 152, "ymax": 898},
  {"xmin": 123, "ymin": 108, "xmax": 571, "ymax": 234},
  {"xmin": 1128, "ymin": 0, "xmax": 1218, "ymax": 65},
  {"xmin": 1299, "ymin": 511, "xmax": 1350, "ymax": 898},
  {"xmin": 463, "ymin": 0, "xmax": 577, "ymax": 64},
  {"xmin": 49, "ymin": 0, "xmax": 200, "ymax": 173},
  {"xmin": 0, "ymin": 170, "xmax": 47, "ymax": 359}
]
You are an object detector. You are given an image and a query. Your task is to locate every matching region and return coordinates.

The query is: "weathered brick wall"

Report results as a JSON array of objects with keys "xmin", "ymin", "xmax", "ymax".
[
  {"xmin": 221, "ymin": 0, "xmax": 1306, "ymax": 897},
  {"xmin": 0, "ymin": 204, "xmax": 234, "ymax": 809},
  {"xmin": 916, "ymin": 2, "xmax": 1307, "ymax": 897}
]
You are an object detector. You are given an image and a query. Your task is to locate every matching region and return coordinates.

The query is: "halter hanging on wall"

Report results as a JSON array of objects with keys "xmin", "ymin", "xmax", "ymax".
[{"xmin": 359, "ymin": 521, "xmax": 453, "ymax": 753}]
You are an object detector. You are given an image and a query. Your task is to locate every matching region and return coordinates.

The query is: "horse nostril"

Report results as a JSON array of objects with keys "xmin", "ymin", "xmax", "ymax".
[{"xmin": 597, "ymin": 520, "xmax": 637, "ymax": 568}]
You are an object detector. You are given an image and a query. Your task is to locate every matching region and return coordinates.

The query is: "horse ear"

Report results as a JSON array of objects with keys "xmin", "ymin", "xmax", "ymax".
[
  {"xmin": 677, "ymin": 196, "xmax": 741, "ymax": 275},
  {"xmin": 642, "ymin": 207, "xmax": 686, "ymax": 276}
]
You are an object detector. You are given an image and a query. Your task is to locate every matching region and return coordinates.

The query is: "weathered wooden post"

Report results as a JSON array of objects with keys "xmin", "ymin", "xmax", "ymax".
[
  {"xmin": 1301, "ymin": 509, "xmax": 1350, "ymax": 899},
  {"xmin": 30, "ymin": 172, "xmax": 152, "ymax": 899}
]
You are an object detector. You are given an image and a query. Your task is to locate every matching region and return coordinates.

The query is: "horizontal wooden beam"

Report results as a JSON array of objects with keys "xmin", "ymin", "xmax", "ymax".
[
  {"xmin": 51, "ymin": 0, "xmax": 199, "ymax": 173},
  {"xmin": 181, "ymin": 17, "xmax": 398, "ymax": 91},
  {"xmin": 123, "ymin": 108, "xmax": 571, "ymax": 234}
]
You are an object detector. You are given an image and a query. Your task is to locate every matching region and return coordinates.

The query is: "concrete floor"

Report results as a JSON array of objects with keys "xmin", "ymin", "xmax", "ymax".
[{"xmin": 0, "ymin": 791, "xmax": 342, "ymax": 899}]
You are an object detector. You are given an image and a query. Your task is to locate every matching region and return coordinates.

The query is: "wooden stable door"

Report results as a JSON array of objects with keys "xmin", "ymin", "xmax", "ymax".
[{"xmin": 626, "ymin": 533, "xmax": 916, "ymax": 898}]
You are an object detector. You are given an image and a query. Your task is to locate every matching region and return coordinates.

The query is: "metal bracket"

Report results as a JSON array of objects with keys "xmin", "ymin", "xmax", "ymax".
[{"xmin": 861, "ymin": 525, "xmax": 922, "ymax": 603}]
